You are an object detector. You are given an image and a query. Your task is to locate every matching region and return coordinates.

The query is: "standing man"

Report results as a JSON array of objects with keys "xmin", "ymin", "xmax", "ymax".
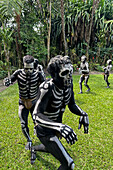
[
  {"xmin": 102, "ymin": 59, "xmax": 112, "ymax": 88},
  {"xmin": 31, "ymin": 55, "xmax": 89, "ymax": 169},
  {"xmin": 4, "ymin": 55, "xmax": 45, "ymax": 150},
  {"xmin": 78, "ymin": 55, "xmax": 90, "ymax": 94}
]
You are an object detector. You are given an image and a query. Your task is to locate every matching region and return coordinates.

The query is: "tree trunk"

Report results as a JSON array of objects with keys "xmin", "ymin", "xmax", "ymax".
[
  {"xmin": 3, "ymin": 42, "xmax": 10, "ymax": 78},
  {"xmin": 60, "ymin": 0, "xmax": 68, "ymax": 55},
  {"xmin": 86, "ymin": 0, "xmax": 100, "ymax": 60},
  {"xmin": 15, "ymin": 35, "xmax": 21, "ymax": 68},
  {"xmin": 15, "ymin": 13, "xmax": 22, "ymax": 68},
  {"xmin": 47, "ymin": 0, "xmax": 51, "ymax": 63},
  {"xmin": 37, "ymin": 0, "xmax": 42, "ymax": 14}
]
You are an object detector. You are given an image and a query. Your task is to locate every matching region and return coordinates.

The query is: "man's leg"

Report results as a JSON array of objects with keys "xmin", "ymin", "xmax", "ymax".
[
  {"xmin": 78, "ymin": 75, "xmax": 84, "ymax": 94},
  {"xmin": 84, "ymin": 75, "xmax": 90, "ymax": 92},
  {"xmin": 31, "ymin": 143, "xmax": 49, "ymax": 164},
  {"xmin": 104, "ymin": 75, "xmax": 110, "ymax": 88},
  {"xmin": 106, "ymin": 75, "xmax": 110, "ymax": 87},
  {"xmin": 30, "ymin": 103, "xmax": 37, "ymax": 135},
  {"xmin": 18, "ymin": 104, "xmax": 32, "ymax": 150},
  {"xmin": 39, "ymin": 135, "xmax": 75, "ymax": 170}
]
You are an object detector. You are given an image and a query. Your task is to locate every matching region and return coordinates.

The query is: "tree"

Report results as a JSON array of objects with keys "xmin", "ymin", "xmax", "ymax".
[
  {"xmin": 60, "ymin": 0, "xmax": 67, "ymax": 55},
  {"xmin": 47, "ymin": 0, "xmax": 51, "ymax": 63},
  {"xmin": 0, "ymin": 25, "xmax": 13, "ymax": 77},
  {"xmin": 86, "ymin": 0, "xmax": 100, "ymax": 60},
  {"xmin": 0, "ymin": 0, "xmax": 23, "ymax": 68}
]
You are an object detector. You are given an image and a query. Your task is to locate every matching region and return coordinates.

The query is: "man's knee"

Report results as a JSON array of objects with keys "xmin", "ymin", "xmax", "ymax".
[
  {"xmin": 79, "ymin": 81, "xmax": 82, "ymax": 85},
  {"xmin": 59, "ymin": 161, "xmax": 75, "ymax": 170},
  {"xmin": 50, "ymin": 136, "xmax": 75, "ymax": 169},
  {"xmin": 21, "ymin": 124, "xmax": 25, "ymax": 130},
  {"xmin": 84, "ymin": 82, "xmax": 87, "ymax": 86},
  {"xmin": 69, "ymin": 161, "xmax": 75, "ymax": 170}
]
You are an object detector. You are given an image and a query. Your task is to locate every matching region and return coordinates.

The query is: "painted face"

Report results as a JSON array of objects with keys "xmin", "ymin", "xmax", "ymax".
[
  {"xmin": 59, "ymin": 63, "xmax": 73, "ymax": 86},
  {"xmin": 81, "ymin": 56, "xmax": 86, "ymax": 63},
  {"xmin": 24, "ymin": 62, "xmax": 34, "ymax": 75}
]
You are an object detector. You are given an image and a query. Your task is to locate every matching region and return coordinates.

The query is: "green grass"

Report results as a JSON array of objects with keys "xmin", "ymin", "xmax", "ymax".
[{"xmin": 0, "ymin": 74, "xmax": 113, "ymax": 170}]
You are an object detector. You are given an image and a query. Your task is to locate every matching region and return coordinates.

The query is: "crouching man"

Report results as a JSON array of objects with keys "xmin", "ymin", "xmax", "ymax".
[{"xmin": 32, "ymin": 55, "xmax": 89, "ymax": 169}]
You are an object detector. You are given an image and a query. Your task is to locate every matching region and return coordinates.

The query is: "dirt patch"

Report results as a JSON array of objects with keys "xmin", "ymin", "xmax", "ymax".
[{"xmin": 0, "ymin": 79, "xmax": 7, "ymax": 92}]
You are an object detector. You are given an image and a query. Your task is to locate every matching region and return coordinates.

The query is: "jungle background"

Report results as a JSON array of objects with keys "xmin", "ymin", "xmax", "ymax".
[{"xmin": 0, "ymin": 0, "xmax": 113, "ymax": 79}]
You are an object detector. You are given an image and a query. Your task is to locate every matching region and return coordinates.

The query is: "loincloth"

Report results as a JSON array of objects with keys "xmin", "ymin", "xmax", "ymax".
[{"xmin": 21, "ymin": 97, "xmax": 37, "ymax": 109}]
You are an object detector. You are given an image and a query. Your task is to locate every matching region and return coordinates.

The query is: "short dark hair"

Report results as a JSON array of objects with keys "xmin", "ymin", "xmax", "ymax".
[{"xmin": 23, "ymin": 55, "xmax": 34, "ymax": 64}]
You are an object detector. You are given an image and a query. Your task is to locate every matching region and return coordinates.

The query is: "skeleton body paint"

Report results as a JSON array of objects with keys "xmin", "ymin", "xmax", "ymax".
[
  {"xmin": 78, "ymin": 55, "xmax": 90, "ymax": 94},
  {"xmin": 103, "ymin": 59, "xmax": 112, "ymax": 88},
  {"xmin": 31, "ymin": 55, "xmax": 89, "ymax": 169},
  {"xmin": 4, "ymin": 55, "xmax": 45, "ymax": 150}
]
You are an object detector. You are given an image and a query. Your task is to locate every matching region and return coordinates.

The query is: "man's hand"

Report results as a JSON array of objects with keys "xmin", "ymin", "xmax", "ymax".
[
  {"xmin": 78, "ymin": 115, "xmax": 89, "ymax": 133},
  {"xmin": 60, "ymin": 125, "xmax": 77, "ymax": 145},
  {"xmin": 4, "ymin": 78, "xmax": 11, "ymax": 87}
]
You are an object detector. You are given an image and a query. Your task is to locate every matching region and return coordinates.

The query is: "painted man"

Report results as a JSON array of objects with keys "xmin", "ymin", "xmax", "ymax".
[
  {"xmin": 31, "ymin": 55, "xmax": 89, "ymax": 169},
  {"xmin": 78, "ymin": 55, "xmax": 90, "ymax": 94},
  {"xmin": 102, "ymin": 59, "xmax": 112, "ymax": 88},
  {"xmin": 4, "ymin": 55, "xmax": 45, "ymax": 150}
]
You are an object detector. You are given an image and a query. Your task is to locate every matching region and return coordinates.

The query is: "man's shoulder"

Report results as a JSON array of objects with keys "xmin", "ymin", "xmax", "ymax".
[
  {"xmin": 13, "ymin": 69, "xmax": 23, "ymax": 75},
  {"xmin": 39, "ymin": 78, "xmax": 54, "ymax": 90}
]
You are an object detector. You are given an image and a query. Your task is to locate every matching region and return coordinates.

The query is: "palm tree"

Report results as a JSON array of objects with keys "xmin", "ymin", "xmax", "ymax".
[
  {"xmin": 0, "ymin": 25, "xmax": 13, "ymax": 77},
  {"xmin": 0, "ymin": 0, "xmax": 23, "ymax": 68}
]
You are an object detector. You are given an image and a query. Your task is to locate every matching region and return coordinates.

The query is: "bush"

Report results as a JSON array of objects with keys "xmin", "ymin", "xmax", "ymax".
[
  {"xmin": 90, "ymin": 63, "xmax": 103, "ymax": 72},
  {"xmin": 0, "ymin": 70, "xmax": 8, "ymax": 79},
  {"xmin": 0, "ymin": 61, "xmax": 18, "ymax": 79},
  {"xmin": 73, "ymin": 61, "xmax": 80, "ymax": 72}
]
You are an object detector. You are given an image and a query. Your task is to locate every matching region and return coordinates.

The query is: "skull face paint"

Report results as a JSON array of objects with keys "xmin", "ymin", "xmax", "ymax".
[
  {"xmin": 24, "ymin": 62, "xmax": 34, "ymax": 76},
  {"xmin": 59, "ymin": 63, "xmax": 73, "ymax": 86},
  {"xmin": 81, "ymin": 55, "xmax": 87, "ymax": 63}
]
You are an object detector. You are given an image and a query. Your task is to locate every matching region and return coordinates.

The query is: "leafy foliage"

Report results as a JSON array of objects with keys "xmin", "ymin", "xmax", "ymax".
[{"xmin": 0, "ymin": 0, "xmax": 113, "ymax": 69}]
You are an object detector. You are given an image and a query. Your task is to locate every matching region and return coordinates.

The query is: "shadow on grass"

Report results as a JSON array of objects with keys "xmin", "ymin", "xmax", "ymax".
[
  {"xmin": 28, "ymin": 149, "xmax": 57, "ymax": 169},
  {"xmin": 75, "ymin": 99, "xmax": 85, "ymax": 105},
  {"xmin": 76, "ymin": 91, "xmax": 97, "ymax": 96},
  {"xmin": 101, "ymin": 85, "xmax": 113, "ymax": 89},
  {"xmin": 84, "ymin": 91, "xmax": 97, "ymax": 95}
]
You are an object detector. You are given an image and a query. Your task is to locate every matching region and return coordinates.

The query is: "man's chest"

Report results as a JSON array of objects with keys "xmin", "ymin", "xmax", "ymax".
[
  {"xmin": 51, "ymin": 86, "xmax": 72, "ymax": 108},
  {"xmin": 17, "ymin": 73, "xmax": 39, "ymax": 90}
]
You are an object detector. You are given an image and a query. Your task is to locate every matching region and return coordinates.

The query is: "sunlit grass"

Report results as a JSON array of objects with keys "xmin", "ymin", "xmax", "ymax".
[{"xmin": 0, "ymin": 74, "xmax": 113, "ymax": 169}]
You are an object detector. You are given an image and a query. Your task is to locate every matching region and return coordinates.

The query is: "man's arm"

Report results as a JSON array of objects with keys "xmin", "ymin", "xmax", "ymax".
[
  {"xmin": 107, "ymin": 65, "xmax": 112, "ymax": 72},
  {"xmin": 38, "ymin": 71, "xmax": 46, "ymax": 84},
  {"xmin": 68, "ymin": 84, "xmax": 89, "ymax": 133},
  {"xmin": 4, "ymin": 70, "xmax": 19, "ymax": 86}
]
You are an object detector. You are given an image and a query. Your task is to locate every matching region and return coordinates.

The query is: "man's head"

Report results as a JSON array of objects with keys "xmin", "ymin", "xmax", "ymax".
[
  {"xmin": 23, "ymin": 55, "xmax": 34, "ymax": 75},
  {"xmin": 107, "ymin": 59, "xmax": 112, "ymax": 65},
  {"xmin": 47, "ymin": 55, "xmax": 73, "ymax": 87},
  {"xmin": 81, "ymin": 55, "xmax": 87, "ymax": 63}
]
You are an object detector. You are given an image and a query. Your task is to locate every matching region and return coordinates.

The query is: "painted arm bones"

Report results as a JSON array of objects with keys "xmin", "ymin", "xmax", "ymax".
[
  {"xmin": 4, "ymin": 70, "xmax": 18, "ymax": 86},
  {"xmin": 68, "ymin": 90, "xmax": 89, "ymax": 134},
  {"xmin": 34, "ymin": 113, "xmax": 77, "ymax": 145}
]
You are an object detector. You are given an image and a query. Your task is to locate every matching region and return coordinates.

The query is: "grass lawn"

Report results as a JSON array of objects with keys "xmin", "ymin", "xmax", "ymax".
[{"xmin": 0, "ymin": 74, "xmax": 113, "ymax": 170}]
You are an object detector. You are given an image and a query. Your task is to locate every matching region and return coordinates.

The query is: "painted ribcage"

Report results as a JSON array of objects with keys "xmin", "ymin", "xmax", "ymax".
[
  {"xmin": 18, "ymin": 71, "xmax": 39, "ymax": 99},
  {"xmin": 44, "ymin": 85, "xmax": 71, "ymax": 121}
]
